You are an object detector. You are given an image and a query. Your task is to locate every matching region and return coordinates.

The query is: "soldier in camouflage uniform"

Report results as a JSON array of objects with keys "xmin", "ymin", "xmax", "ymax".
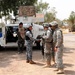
[
  {"xmin": 17, "ymin": 22, "xmax": 25, "ymax": 54},
  {"xmin": 25, "ymin": 24, "xmax": 40, "ymax": 64},
  {"xmin": 50, "ymin": 21, "xmax": 64, "ymax": 74},
  {"xmin": 42, "ymin": 24, "xmax": 53, "ymax": 67},
  {"xmin": 49, "ymin": 24, "xmax": 55, "ymax": 64}
]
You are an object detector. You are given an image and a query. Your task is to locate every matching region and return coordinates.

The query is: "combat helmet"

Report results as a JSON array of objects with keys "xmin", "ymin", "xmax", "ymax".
[
  {"xmin": 50, "ymin": 21, "xmax": 58, "ymax": 26},
  {"xmin": 43, "ymin": 23, "xmax": 49, "ymax": 28}
]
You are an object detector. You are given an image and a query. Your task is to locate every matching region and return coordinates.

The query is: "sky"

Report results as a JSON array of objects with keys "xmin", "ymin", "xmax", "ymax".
[{"xmin": 39, "ymin": 0, "xmax": 75, "ymax": 20}]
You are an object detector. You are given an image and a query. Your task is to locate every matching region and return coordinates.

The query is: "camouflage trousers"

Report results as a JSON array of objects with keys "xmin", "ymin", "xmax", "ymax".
[
  {"xmin": 55, "ymin": 45, "xmax": 64, "ymax": 69},
  {"xmin": 51, "ymin": 42, "xmax": 55, "ymax": 62},
  {"xmin": 44, "ymin": 43, "xmax": 52, "ymax": 61},
  {"xmin": 26, "ymin": 41, "xmax": 33, "ymax": 61},
  {"xmin": 18, "ymin": 41, "xmax": 24, "ymax": 53}
]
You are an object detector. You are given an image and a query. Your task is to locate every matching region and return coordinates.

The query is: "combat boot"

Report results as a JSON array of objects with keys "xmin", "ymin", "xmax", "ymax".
[
  {"xmin": 29, "ymin": 60, "xmax": 36, "ymax": 64},
  {"xmin": 26, "ymin": 60, "xmax": 29, "ymax": 63},
  {"xmin": 57, "ymin": 68, "xmax": 64, "ymax": 74},
  {"xmin": 44, "ymin": 60, "xmax": 51, "ymax": 68}
]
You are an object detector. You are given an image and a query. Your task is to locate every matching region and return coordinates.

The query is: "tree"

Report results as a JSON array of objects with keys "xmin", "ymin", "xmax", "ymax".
[
  {"xmin": 35, "ymin": 1, "xmax": 57, "ymax": 23},
  {"xmin": 69, "ymin": 11, "xmax": 75, "ymax": 25},
  {"xmin": 68, "ymin": 11, "xmax": 75, "ymax": 31},
  {"xmin": 0, "ymin": 0, "xmax": 37, "ymax": 18},
  {"xmin": 50, "ymin": 7, "xmax": 57, "ymax": 18},
  {"xmin": 44, "ymin": 7, "xmax": 57, "ymax": 23},
  {"xmin": 35, "ymin": 0, "xmax": 49, "ymax": 13},
  {"xmin": 44, "ymin": 12, "xmax": 55, "ymax": 23}
]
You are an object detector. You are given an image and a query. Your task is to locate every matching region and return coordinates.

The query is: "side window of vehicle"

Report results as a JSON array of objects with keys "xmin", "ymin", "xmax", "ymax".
[{"xmin": 0, "ymin": 28, "xmax": 2, "ymax": 37}]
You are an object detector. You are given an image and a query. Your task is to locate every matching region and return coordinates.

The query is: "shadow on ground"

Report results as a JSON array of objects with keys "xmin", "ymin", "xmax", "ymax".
[
  {"xmin": 65, "ymin": 70, "xmax": 75, "ymax": 75},
  {"xmin": 63, "ymin": 47, "xmax": 75, "ymax": 54},
  {"xmin": 64, "ymin": 63, "xmax": 74, "ymax": 68},
  {"xmin": 0, "ymin": 47, "xmax": 41, "ymax": 68}
]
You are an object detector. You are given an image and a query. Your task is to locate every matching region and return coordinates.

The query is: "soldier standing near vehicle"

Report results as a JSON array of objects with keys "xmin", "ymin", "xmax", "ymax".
[
  {"xmin": 25, "ymin": 23, "xmax": 40, "ymax": 64},
  {"xmin": 49, "ymin": 24, "xmax": 55, "ymax": 64},
  {"xmin": 42, "ymin": 24, "xmax": 52, "ymax": 67},
  {"xmin": 17, "ymin": 22, "xmax": 25, "ymax": 54},
  {"xmin": 50, "ymin": 21, "xmax": 64, "ymax": 74}
]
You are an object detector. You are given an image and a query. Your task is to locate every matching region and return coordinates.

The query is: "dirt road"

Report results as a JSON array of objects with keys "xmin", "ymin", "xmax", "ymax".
[{"xmin": 0, "ymin": 33, "xmax": 75, "ymax": 75}]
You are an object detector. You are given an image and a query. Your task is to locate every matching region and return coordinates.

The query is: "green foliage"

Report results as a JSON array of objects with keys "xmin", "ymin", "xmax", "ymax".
[
  {"xmin": 0, "ymin": 0, "xmax": 37, "ymax": 18},
  {"xmin": 69, "ymin": 11, "xmax": 75, "ymax": 25},
  {"xmin": 68, "ymin": 11, "xmax": 75, "ymax": 31},
  {"xmin": 35, "ymin": 0, "xmax": 49, "ymax": 13},
  {"xmin": 45, "ymin": 12, "xmax": 55, "ymax": 23},
  {"xmin": 35, "ymin": 1, "xmax": 57, "ymax": 23}
]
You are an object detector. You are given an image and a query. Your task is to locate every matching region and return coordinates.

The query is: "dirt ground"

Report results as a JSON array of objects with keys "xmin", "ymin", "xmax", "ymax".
[{"xmin": 0, "ymin": 33, "xmax": 75, "ymax": 75}]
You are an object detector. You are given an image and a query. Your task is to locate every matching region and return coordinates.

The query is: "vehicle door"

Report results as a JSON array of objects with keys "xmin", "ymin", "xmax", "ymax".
[{"xmin": 0, "ymin": 24, "xmax": 6, "ymax": 46}]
